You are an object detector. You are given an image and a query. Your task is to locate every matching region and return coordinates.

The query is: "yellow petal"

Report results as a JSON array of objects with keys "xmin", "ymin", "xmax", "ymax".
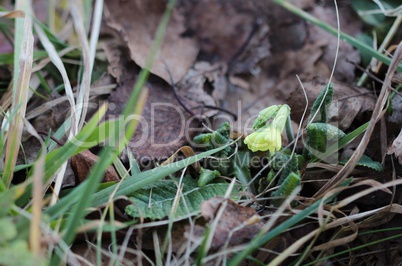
[{"xmin": 244, "ymin": 126, "xmax": 283, "ymax": 153}]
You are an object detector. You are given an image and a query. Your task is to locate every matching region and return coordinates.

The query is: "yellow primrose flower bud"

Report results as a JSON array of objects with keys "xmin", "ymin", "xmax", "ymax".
[
  {"xmin": 244, "ymin": 126, "xmax": 282, "ymax": 153},
  {"xmin": 246, "ymin": 104, "xmax": 291, "ymax": 153},
  {"xmin": 272, "ymin": 104, "xmax": 291, "ymax": 132},
  {"xmin": 252, "ymin": 105, "xmax": 280, "ymax": 130}
]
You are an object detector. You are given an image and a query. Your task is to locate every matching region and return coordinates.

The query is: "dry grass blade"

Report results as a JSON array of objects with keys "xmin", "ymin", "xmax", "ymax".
[
  {"xmin": 32, "ymin": 3, "xmax": 85, "ymax": 204},
  {"xmin": 2, "ymin": 4, "xmax": 34, "ymax": 187},
  {"xmin": 0, "ymin": 10, "xmax": 25, "ymax": 18},
  {"xmin": 312, "ymin": 223, "xmax": 358, "ymax": 251},
  {"xmin": 32, "ymin": 12, "xmax": 77, "ymax": 137},
  {"xmin": 314, "ymin": 41, "xmax": 402, "ymax": 198},
  {"xmin": 0, "ymin": 74, "xmax": 40, "ymax": 118},
  {"xmin": 69, "ymin": 0, "xmax": 94, "ymax": 130},
  {"xmin": 32, "ymin": 46, "xmax": 77, "ymax": 72},
  {"xmin": 26, "ymin": 85, "xmax": 115, "ymax": 120},
  {"xmin": 24, "ymin": 119, "xmax": 46, "ymax": 255}
]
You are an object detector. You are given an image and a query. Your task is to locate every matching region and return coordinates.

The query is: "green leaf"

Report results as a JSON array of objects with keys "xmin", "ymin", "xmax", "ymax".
[
  {"xmin": 308, "ymin": 83, "xmax": 334, "ymax": 123},
  {"xmin": 341, "ymin": 154, "xmax": 382, "ymax": 171},
  {"xmin": 0, "ymin": 218, "xmax": 17, "ymax": 243},
  {"xmin": 216, "ymin": 122, "xmax": 231, "ymax": 139},
  {"xmin": 276, "ymin": 153, "xmax": 299, "ymax": 186},
  {"xmin": 0, "ymin": 240, "xmax": 46, "ymax": 266},
  {"xmin": 271, "ymin": 172, "xmax": 301, "ymax": 206},
  {"xmin": 271, "ymin": 151, "xmax": 300, "ymax": 188},
  {"xmin": 306, "ymin": 123, "xmax": 346, "ymax": 154},
  {"xmin": 125, "ymin": 177, "xmax": 237, "ymax": 220},
  {"xmin": 198, "ymin": 168, "xmax": 220, "ymax": 187},
  {"xmin": 312, "ymin": 122, "xmax": 368, "ymax": 163},
  {"xmin": 0, "ymin": 189, "xmax": 13, "ymax": 217},
  {"xmin": 193, "ymin": 122, "xmax": 232, "ymax": 158}
]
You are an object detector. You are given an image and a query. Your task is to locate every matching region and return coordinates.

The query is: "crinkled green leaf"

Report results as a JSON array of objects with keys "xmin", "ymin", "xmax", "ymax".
[
  {"xmin": 306, "ymin": 122, "xmax": 346, "ymax": 153},
  {"xmin": 125, "ymin": 177, "xmax": 238, "ymax": 220},
  {"xmin": 308, "ymin": 83, "xmax": 334, "ymax": 123},
  {"xmin": 341, "ymin": 154, "xmax": 382, "ymax": 171},
  {"xmin": 271, "ymin": 172, "xmax": 301, "ymax": 207}
]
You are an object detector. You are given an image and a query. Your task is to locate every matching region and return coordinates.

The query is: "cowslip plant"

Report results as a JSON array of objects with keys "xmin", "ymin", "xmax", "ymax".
[
  {"xmin": 245, "ymin": 82, "xmax": 382, "ymax": 206},
  {"xmin": 243, "ymin": 104, "xmax": 300, "ymax": 205}
]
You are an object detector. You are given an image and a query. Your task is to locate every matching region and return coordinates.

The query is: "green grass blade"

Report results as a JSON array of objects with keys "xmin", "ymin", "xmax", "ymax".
[
  {"xmin": 60, "ymin": 146, "xmax": 117, "ymax": 245},
  {"xmin": 2, "ymin": 2, "xmax": 33, "ymax": 188},
  {"xmin": 228, "ymin": 198, "xmax": 326, "ymax": 266}
]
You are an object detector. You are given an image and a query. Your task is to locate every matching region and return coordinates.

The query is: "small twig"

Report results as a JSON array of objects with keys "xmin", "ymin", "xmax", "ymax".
[
  {"xmin": 163, "ymin": 62, "xmax": 238, "ymax": 122},
  {"xmin": 228, "ymin": 21, "xmax": 260, "ymax": 71},
  {"xmin": 163, "ymin": 62, "xmax": 203, "ymax": 123},
  {"xmin": 38, "ymin": 131, "xmax": 64, "ymax": 146},
  {"xmin": 193, "ymin": 105, "xmax": 238, "ymax": 121},
  {"xmin": 348, "ymin": 60, "xmax": 402, "ymax": 98}
]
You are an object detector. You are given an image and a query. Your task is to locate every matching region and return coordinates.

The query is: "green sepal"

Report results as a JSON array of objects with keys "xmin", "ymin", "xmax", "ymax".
[{"xmin": 252, "ymin": 105, "xmax": 280, "ymax": 130}]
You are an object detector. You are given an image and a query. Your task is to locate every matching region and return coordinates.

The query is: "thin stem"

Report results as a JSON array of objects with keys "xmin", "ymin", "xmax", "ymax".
[{"xmin": 285, "ymin": 115, "xmax": 294, "ymax": 146}]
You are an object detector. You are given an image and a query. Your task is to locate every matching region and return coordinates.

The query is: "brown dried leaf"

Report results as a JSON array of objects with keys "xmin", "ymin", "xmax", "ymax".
[
  {"xmin": 101, "ymin": 39, "xmax": 125, "ymax": 84},
  {"xmin": 186, "ymin": 197, "xmax": 264, "ymax": 250},
  {"xmin": 105, "ymin": 60, "xmax": 200, "ymax": 163},
  {"xmin": 104, "ymin": 0, "xmax": 199, "ymax": 84},
  {"xmin": 177, "ymin": 62, "xmax": 223, "ymax": 117},
  {"xmin": 71, "ymin": 150, "xmax": 120, "ymax": 184}
]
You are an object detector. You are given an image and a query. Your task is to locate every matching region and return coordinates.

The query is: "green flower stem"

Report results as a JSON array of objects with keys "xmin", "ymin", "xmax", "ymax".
[
  {"xmin": 285, "ymin": 115, "xmax": 294, "ymax": 145},
  {"xmin": 272, "ymin": 0, "xmax": 402, "ymax": 72}
]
